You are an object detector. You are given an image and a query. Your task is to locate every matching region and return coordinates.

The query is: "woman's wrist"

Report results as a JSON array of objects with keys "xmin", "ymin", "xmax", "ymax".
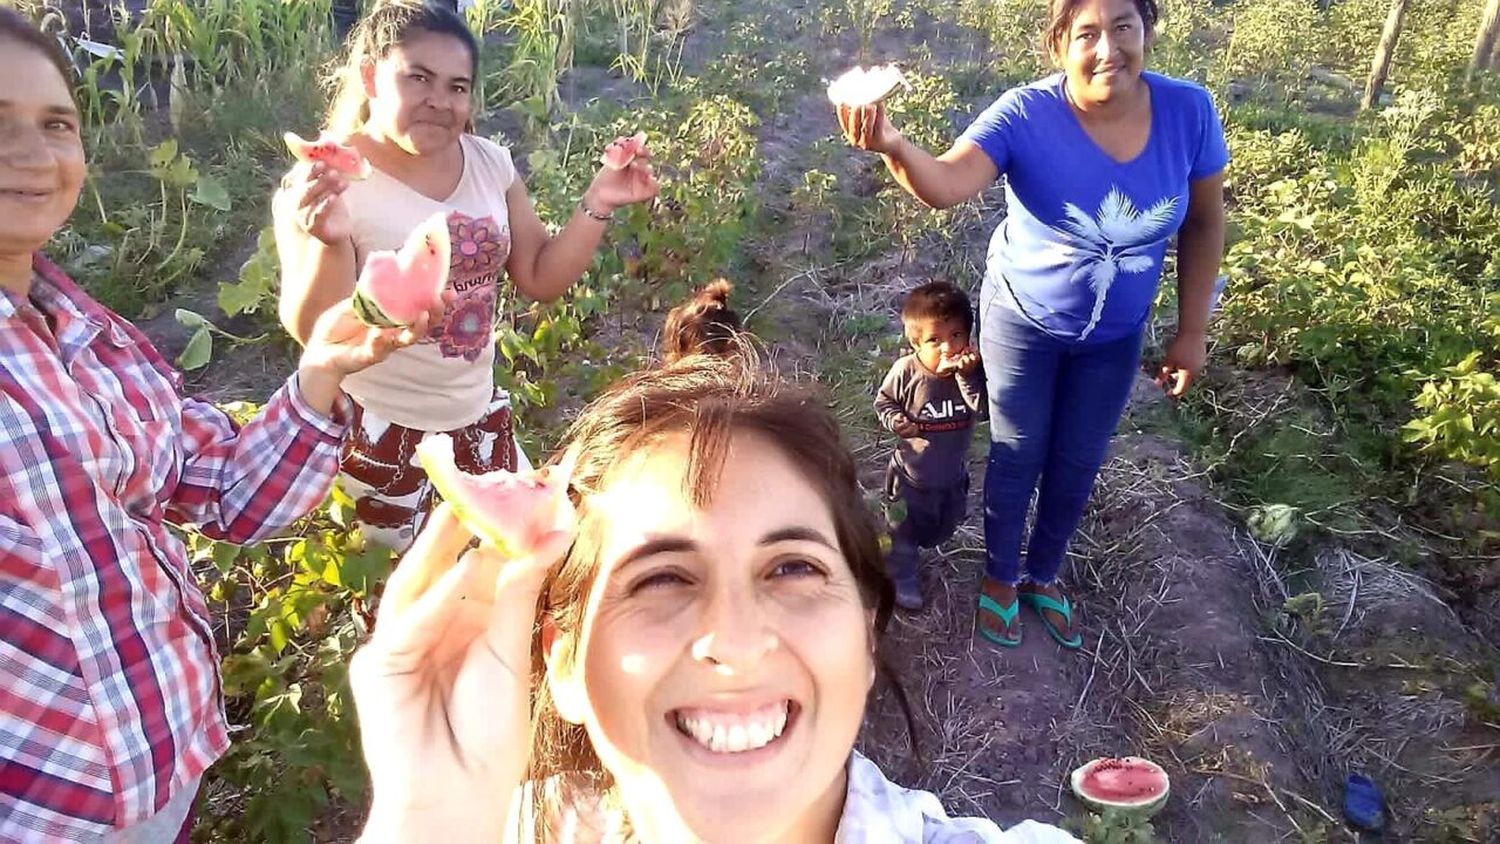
[
  {"xmin": 579, "ymin": 188, "xmax": 617, "ymax": 221},
  {"xmin": 876, "ymin": 131, "xmax": 908, "ymax": 161},
  {"xmin": 294, "ymin": 363, "xmax": 345, "ymax": 418}
]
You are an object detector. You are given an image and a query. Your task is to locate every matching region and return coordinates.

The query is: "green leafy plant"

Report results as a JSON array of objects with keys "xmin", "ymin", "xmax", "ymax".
[
  {"xmin": 1069, "ymin": 808, "xmax": 1158, "ymax": 844},
  {"xmin": 183, "ymin": 482, "xmax": 393, "ymax": 843}
]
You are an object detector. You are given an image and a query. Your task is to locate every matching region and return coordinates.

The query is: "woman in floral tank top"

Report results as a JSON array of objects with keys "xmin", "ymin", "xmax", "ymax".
[{"xmin": 275, "ymin": 1, "xmax": 657, "ymax": 551}]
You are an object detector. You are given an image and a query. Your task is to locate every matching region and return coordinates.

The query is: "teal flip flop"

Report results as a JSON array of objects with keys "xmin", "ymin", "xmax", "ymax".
[
  {"xmin": 1019, "ymin": 590, "xmax": 1083, "ymax": 650},
  {"xmin": 976, "ymin": 593, "xmax": 1022, "ymax": 648}
]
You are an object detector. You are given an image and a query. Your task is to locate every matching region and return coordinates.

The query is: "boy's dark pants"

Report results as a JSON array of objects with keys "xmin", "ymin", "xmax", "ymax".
[{"xmin": 886, "ymin": 462, "xmax": 969, "ymax": 587}]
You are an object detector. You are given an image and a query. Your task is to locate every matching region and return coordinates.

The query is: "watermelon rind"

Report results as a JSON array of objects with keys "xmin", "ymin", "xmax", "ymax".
[
  {"xmin": 826, "ymin": 64, "xmax": 909, "ymax": 107},
  {"xmin": 415, "ymin": 434, "xmax": 514, "ymax": 554},
  {"xmin": 415, "ymin": 434, "xmax": 577, "ymax": 558},
  {"xmin": 1069, "ymin": 757, "xmax": 1170, "ymax": 820},
  {"xmin": 351, "ymin": 287, "xmax": 402, "ymax": 328}
]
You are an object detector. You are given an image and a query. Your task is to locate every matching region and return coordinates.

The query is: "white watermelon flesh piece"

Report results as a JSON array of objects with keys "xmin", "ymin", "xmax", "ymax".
[
  {"xmin": 351, "ymin": 212, "xmax": 451, "ymax": 328},
  {"xmin": 283, "ymin": 131, "xmax": 372, "ymax": 179},
  {"xmin": 826, "ymin": 64, "xmax": 909, "ymax": 107},
  {"xmin": 1070, "ymin": 757, "xmax": 1170, "ymax": 819},
  {"xmin": 415, "ymin": 434, "xmax": 577, "ymax": 556}
]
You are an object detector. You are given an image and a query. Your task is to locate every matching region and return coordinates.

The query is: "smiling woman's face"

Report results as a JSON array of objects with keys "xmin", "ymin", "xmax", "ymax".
[
  {"xmin": 360, "ymin": 30, "xmax": 474, "ymax": 155},
  {"xmin": 0, "ymin": 39, "xmax": 84, "ymax": 259},
  {"xmin": 546, "ymin": 430, "xmax": 876, "ymax": 842},
  {"xmin": 1056, "ymin": 0, "xmax": 1152, "ymax": 106}
]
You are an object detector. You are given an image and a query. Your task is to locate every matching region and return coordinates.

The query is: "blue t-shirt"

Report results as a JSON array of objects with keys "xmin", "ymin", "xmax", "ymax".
[{"xmin": 961, "ymin": 72, "xmax": 1229, "ymax": 343}]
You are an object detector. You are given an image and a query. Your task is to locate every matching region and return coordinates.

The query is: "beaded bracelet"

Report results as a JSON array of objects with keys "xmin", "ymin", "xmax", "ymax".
[{"xmin": 579, "ymin": 198, "xmax": 614, "ymax": 222}]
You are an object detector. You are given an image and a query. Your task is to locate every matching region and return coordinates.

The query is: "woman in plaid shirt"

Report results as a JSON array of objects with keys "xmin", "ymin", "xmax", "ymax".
[{"xmin": 0, "ymin": 11, "xmax": 436, "ymax": 841}]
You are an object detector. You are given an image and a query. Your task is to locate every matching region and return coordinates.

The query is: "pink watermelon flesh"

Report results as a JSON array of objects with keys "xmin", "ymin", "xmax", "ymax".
[
  {"xmin": 284, "ymin": 131, "xmax": 371, "ymax": 179},
  {"xmin": 1076, "ymin": 758, "xmax": 1168, "ymax": 804},
  {"xmin": 416, "ymin": 434, "xmax": 576, "ymax": 555},
  {"xmin": 600, "ymin": 132, "xmax": 648, "ymax": 170},
  {"xmin": 352, "ymin": 212, "xmax": 451, "ymax": 328}
]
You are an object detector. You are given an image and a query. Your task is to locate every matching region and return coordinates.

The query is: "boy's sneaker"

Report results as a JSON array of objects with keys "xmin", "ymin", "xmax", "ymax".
[{"xmin": 893, "ymin": 577, "xmax": 924, "ymax": 611}]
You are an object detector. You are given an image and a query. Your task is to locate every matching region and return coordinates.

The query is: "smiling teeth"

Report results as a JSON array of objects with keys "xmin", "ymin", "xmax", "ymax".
[{"xmin": 675, "ymin": 701, "xmax": 790, "ymax": 754}]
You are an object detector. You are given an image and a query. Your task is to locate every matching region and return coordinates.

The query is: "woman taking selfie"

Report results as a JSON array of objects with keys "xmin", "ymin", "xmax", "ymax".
[{"xmin": 348, "ymin": 355, "xmax": 1078, "ymax": 842}]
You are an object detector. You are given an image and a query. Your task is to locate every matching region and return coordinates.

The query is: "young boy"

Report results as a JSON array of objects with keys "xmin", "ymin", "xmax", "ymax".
[{"xmin": 875, "ymin": 282, "xmax": 986, "ymax": 610}]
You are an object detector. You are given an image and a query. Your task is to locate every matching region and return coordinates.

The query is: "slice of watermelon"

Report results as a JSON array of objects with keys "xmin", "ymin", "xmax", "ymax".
[
  {"xmin": 284, "ymin": 130, "xmax": 372, "ymax": 179},
  {"xmin": 351, "ymin": 212, "xmax": 451, "ymax": 328},
  {"xmin": 415, "ymin": 434, "xmax": 577, "ymax": 556},
  {"xmin": 1070, "ymin": 756, "xmax": 1170, "ymax": 820},
  {"xmin": 826, "ymin": 64, "xmax": 909, "ymax": 107},
  {"xmin": 600, "ymin": 131, "xmax": 649, "ymax": 171}
]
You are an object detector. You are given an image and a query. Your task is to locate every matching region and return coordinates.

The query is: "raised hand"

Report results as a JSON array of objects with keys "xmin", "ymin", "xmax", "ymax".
[
  {"xmin": 936, "ymin": 349, "xmax": 980, "ymax": 377},
  {"xmin": 298, "ymin": 295, "xmax": 443, "ymax": 378},
  {"xmin": 836, "ymin": 102, "xmax": 902, "ymax": 154},
  {"xmin": 585, "ymin": 143, "xmax": 660, "ymax": 213},
  {"xmin": 275, "ymin": 161, "xmax": 353, "ymax": 245},
  {"xmin": 350, "ymin": 504, "xmax": 574, "ymax": 840}
]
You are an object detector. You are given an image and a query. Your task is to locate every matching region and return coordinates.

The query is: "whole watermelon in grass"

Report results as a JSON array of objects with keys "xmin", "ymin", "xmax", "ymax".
[
  {"xmin": 414, "ymin": 434, "xmax": 577, "ymax": 557},
  {"xmin": 1070, "ymin": 757, "xmax": 1170, "ymax": 821},
  {"xmin": 351, "ymin": 212, "xmax": 450, "ymax": 328}
]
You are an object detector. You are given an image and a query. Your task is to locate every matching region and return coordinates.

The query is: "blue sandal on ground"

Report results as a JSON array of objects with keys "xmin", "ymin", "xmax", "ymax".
[
  {"xmin": 1343, "ymin": 772, "xmax": 1386, "ymax": 833},
  {"xmin": 1019, "ymin": 590, "xmax": 1084, "ymax": 650},
  {"xmin": 976, "ymin": 593, "xmax": 1022, "ymax": 648}
]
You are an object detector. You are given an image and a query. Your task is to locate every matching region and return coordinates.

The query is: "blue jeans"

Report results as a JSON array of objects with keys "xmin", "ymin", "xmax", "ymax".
[{"xmin": 980, "ymin": 304, "xmax": 1143, "ymax": 586}]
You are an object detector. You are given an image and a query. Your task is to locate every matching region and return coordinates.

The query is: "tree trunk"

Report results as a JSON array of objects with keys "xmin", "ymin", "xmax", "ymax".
[
  {"xmin": 1362, "ymin": 0, "xmax": 1410, "ymax": 110},
  {"xmin": 1471, "ymin": 0, "xmax": 1500, "ymax": 79}
]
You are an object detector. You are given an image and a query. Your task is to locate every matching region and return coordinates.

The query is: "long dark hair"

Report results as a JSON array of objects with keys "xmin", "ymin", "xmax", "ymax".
[
  {"xmin": 1044, "ymin": 0, "xmax": 1159, "ymax": 59},
  {"xmin": 528, "ymin": 353, "xmax": 920, "ymax": 835},
  {"xmin": 0, "ymin": 7, "xmax": 78, "ymax": 103}
]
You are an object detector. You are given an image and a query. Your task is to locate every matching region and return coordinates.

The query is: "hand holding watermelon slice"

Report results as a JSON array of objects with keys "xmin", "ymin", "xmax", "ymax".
[
  {"xmin": 275, "ymin": 162, "xmax": 354, "ymax": 246},
  {"xmin": 414, "ymin": 434, "xmax": 578, "ymax": 557},
  {"xmin": 348, "ymin": 499, "xmax": 575, "ymax": 839},
  {"xmin": 295, "ymin": 290, "xmax": 441, "ymax": 389},
  {"xmin": 583, "ymin": 131, "xmax": 660, "ymax": 217},
  {"xmin": 292, "ymin": 294, "xmax": 441, "ymax": 414},
  {"xmin": 831, "ymin": 65, "xmax": 908, "ymax": 155},
  {"xmin": 351, "ymin": 211, "xmax": 453, "ymax": 328}
]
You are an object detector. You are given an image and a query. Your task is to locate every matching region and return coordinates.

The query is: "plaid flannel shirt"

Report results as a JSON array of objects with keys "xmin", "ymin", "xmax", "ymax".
[{"xmin": 1, "ymin": 255, "xmax": 348, "ymax": 841}]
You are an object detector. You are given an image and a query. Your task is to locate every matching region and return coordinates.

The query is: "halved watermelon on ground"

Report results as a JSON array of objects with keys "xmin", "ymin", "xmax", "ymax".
[
  {"xmin": 1070, "ymin": 756, "xmax": 1170, "ymax": 820},
  {"xmin": 351, "ymin": 211, "xmax": 451, "ymax": 328},
  {"xmin": 826, "ymin": 64, "xmax": 909, "ymax": 107},
  {"xmin": 284, "ymin": 130, "xmax": 372, "ymax": 179},
  {"xmin": 600, "ymin": 132, "xmax": 649, "ymax": 170},
  {"xmin": 414, "ymin": 434, "xmax": 576, "ymax": 557}
]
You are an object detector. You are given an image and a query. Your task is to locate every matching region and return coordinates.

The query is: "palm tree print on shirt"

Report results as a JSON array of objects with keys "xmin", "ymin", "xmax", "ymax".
[{"xmin": 1059, "ymin": 187, "xmax": 1179, "ymax": 339}]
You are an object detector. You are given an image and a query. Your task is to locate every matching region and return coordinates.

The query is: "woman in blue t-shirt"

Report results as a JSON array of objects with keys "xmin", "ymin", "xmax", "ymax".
[{"xmin": 837, "ymin": 0, "xmax": 1227, "ymax": 650}]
